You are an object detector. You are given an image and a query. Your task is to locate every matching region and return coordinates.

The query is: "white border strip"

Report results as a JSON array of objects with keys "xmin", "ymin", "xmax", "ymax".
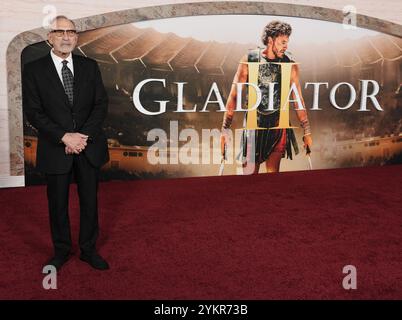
[{"xmin": 0, "ymin": 175, "xmax": 25, "ymax": 188}]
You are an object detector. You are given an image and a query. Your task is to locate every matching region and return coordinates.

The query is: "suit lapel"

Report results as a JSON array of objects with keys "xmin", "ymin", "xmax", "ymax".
[{"xmin": 72, "ymin": 54, "xmax": 84, "ymax": 111}]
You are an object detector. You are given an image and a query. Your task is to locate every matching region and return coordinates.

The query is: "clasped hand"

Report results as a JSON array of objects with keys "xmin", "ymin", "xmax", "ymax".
[{"xmin": 62, "ymin": 132, "xmax": 88, "ymax": 155}]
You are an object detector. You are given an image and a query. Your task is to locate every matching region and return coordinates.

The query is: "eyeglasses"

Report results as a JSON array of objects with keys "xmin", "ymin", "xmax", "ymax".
[{"xmin": 51, "ymin": 29, "xmax": 77, "ymax": 37}]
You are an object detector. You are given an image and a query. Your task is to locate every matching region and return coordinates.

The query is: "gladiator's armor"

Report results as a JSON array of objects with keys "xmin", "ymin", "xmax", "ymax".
[{"xmin": 240, "ymin": 49, "xmax": 299, "ymax": 164}]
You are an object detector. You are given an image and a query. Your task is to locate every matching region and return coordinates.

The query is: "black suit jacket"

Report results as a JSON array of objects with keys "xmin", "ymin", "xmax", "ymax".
[{"xmin": 23, "ymin": 53, "xmax": 110, "ymax": 174}]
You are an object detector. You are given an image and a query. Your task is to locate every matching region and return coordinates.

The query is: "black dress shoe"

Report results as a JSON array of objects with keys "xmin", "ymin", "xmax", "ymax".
[
  {"xmin": 79, "ymin": 253, "xmax": 110, "ymax": 270},
  {"xmin": 44, "ymin": 255, "xmax": 69, "ymax": 271}
]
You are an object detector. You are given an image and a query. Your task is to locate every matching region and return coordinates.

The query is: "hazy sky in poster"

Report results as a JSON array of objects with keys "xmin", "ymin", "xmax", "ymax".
[{"xmin": 134, "ymin": 15, "xmax": 379, "ymax": 45}]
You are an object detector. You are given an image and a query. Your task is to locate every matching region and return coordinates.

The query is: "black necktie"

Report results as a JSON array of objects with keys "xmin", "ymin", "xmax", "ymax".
[{"xmin": 61, "ymin": 60, "xmax": 74, "ymax": 106}]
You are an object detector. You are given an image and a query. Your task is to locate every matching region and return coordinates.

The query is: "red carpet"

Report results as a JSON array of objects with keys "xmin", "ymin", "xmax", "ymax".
[{"xmin": 0, "ymin": 165, "xmax": 401, "ymax": 299}]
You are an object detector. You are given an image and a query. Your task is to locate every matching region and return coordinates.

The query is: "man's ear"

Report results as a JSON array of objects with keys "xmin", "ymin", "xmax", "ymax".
[
  {"xmin": 47, "ymin": 33, "xmax": 53, "ymax": 46},
  {"xmin": 267, "ymin": 36, "xmax": 273, "ymax": 46}
]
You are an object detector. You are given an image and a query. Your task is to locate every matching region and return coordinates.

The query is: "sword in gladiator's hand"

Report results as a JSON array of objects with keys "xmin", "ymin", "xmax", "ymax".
[
  {"xmin": 219, "ymin": 141, "xmax": 227, "ymax": 176},
  {"xmin": 305, "ymin": 143, "xmax": 313, "ymax": 170}
]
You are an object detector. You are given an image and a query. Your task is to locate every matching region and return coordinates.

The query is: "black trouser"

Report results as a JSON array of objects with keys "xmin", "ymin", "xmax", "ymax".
[{"xmin": 46, "ymin": 154, "xmax": 99, "ymax": 257}]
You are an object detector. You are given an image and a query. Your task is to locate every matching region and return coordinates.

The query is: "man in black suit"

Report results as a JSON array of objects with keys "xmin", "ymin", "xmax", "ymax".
[{"xmin": 23, "ymin": 15, "xmax": 110, "ymax": 271}]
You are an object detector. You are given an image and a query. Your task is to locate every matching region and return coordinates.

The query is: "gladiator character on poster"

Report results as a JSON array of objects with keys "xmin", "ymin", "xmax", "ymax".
[{"xmin": 221, "ymin": 21, "xmax": 313, "ymax": 174}]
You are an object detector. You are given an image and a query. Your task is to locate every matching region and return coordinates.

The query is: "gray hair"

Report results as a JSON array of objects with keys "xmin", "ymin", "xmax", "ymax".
[{"xmin": 48, "ymin": 15, "xmax": 76, "ymax": 30}]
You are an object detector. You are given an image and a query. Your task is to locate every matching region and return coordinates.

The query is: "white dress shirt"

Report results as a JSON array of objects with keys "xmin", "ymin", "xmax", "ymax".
[{"xmin": 50, "ymin": 49, "xmax": 74, "ymax": 86}]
